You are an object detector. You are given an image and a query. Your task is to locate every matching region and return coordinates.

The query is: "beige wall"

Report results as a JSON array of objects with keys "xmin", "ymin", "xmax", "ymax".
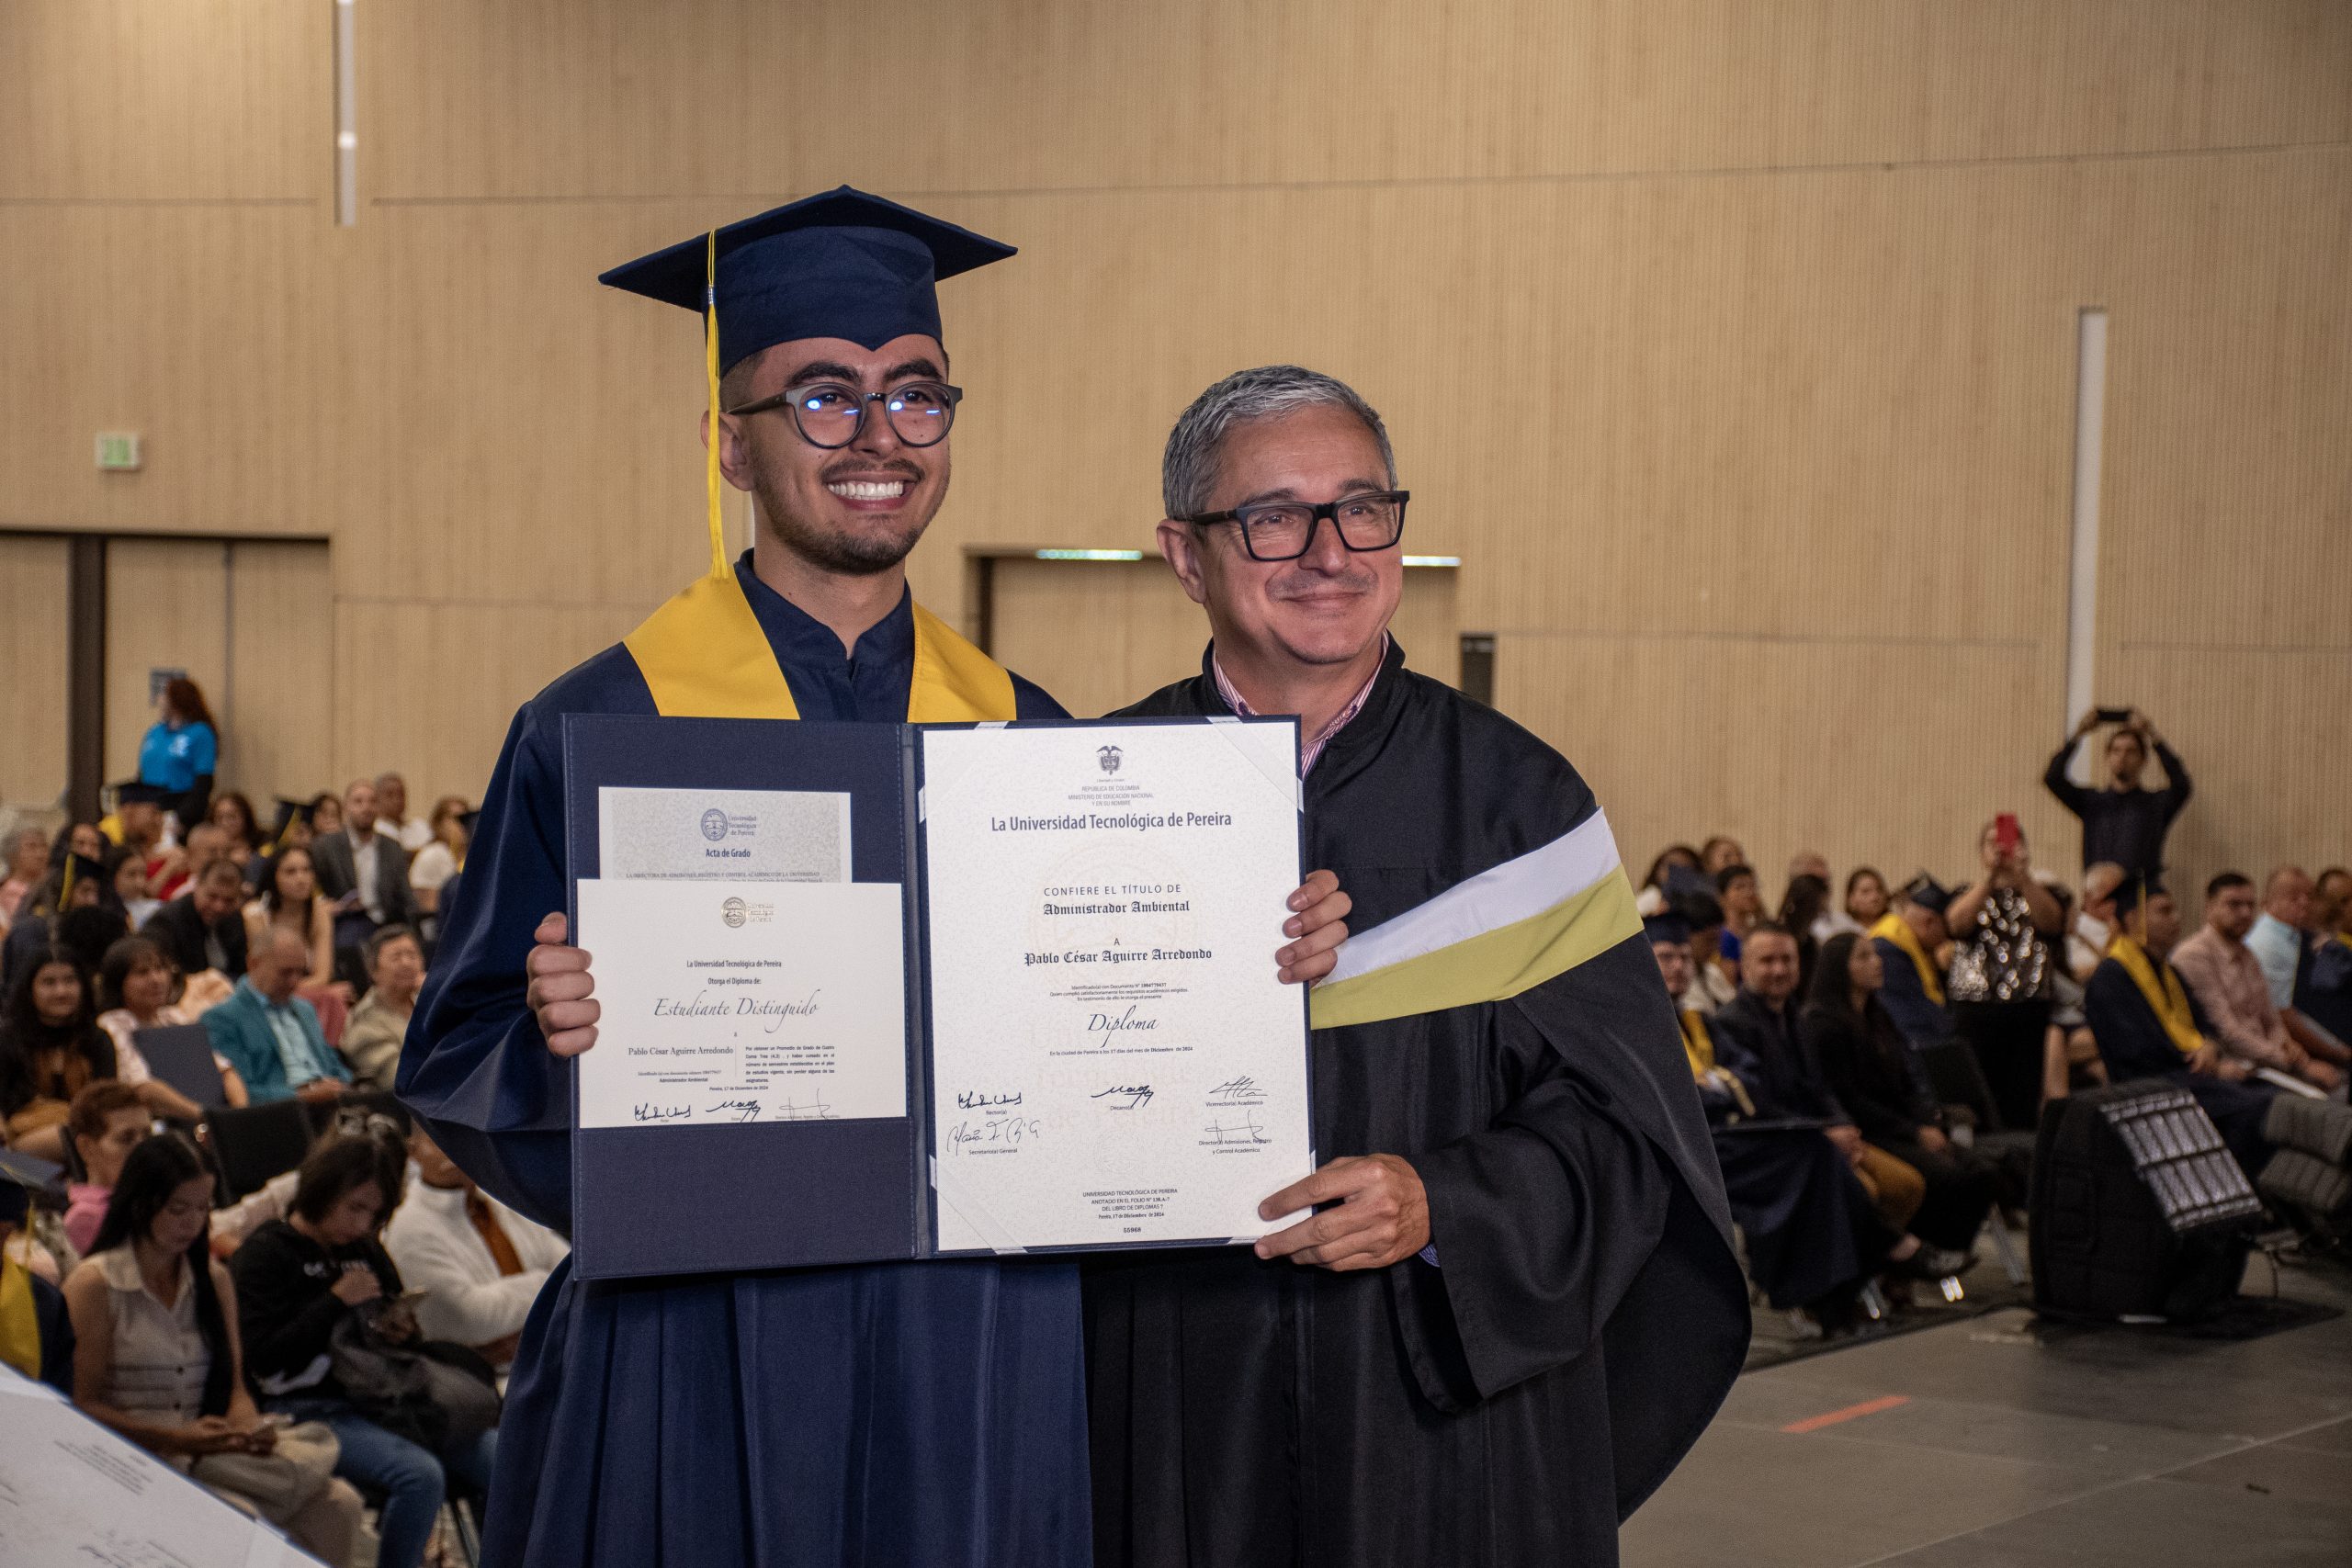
[{"xmin": 3, "ymin": 0, "xmax": 2346, "ymax": 897}]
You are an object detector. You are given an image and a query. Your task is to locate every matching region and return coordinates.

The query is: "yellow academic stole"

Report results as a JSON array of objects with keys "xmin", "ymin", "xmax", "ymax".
[
  {"xmin": 1680, "ymin": 1009, "xmax": 1756, "ymax": 1118},
  {"xmin": 1870, "ymin": 913, "xmax": 1946, "ymax": 1006},
  {"xmin": 0, "ymin": 1251, "xmax": 42, "ymax": 1382},
  {"xmin": 2108, "ymin": 933, "xmax": 2204, "ymax": 1056},
  {"xmin": 622, "ymin": 570, "xmax": 1017, "ymax": 723}
]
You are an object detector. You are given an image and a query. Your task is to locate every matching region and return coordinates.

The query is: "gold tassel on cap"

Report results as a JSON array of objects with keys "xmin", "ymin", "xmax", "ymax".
[{"xmin": 704, "ymin": 229, "xmax": 729, "ymax": 580}]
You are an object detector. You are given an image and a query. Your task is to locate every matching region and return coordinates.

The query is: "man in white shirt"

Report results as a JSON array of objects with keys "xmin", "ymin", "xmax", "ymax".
[
  {"xmin": 374, "ymin": 773, "xmax": 436, "ymax": 853},
  {"xmin": 384, "ymin": 1125, "xmax": 568, "ymax": 1370}
]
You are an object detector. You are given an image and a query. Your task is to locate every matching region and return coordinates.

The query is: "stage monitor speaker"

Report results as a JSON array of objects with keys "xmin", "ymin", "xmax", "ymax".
[{"xmin": 2030, "ymin": 1082, "xmax": 2262, "ymax": 1323}]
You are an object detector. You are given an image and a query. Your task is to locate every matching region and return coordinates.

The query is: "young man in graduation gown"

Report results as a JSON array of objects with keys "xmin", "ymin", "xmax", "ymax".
[
  {"xmin": 1870, "ymin": 874, "xmax": 1958, "ymax": 1050},
  {"xmin": 1646, "ymin": 913, "xmax": 1896, "ymax": 1325},
  {"xmin": 399, "ymin": 194, "xmax": 1350, "ymax": 1567},
  {"xmin": 1082, "ymin": 366, "xmax": 1750, "ymax": 1567}
]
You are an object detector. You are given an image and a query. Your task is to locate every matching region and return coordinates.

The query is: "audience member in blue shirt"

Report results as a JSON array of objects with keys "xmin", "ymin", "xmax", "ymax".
[
  {"xmin": 137, "ymin": 677, "xmax": 220, "ymax": 830},
  {"xmin": 202, "ymin": 930, "xmax": 347, "ymax": 1106}
]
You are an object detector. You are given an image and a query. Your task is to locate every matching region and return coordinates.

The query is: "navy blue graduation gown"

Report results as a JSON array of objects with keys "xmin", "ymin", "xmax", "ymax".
[
  {"xmin": 1083, "ymin": 645, "xmax": 1747, "ymax": 1568},
  {"xmin": 2082, "ymin": 955, "xmax": 2276, "ymax": 1179},
  {"xmin": 401, "ymin": 557, "xmax": 1089, "ymax": 1568}
]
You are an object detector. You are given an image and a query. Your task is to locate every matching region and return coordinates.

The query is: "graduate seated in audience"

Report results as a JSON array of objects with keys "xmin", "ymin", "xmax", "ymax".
[
  {"xmin": 0, "ymin": 945, "xmax": 119, "ymax": 1163},
  {"xmin": 1870, "ymin": 874, "xmax": 1958, "ymax": 1051},
  {"xmin": 384, "ymin": 1124, "xmax": 567, "ymax": 1373},
  {"xmin": 0, "ymin": 1158, "xmax": 76, "ymax": 1393},
  {"xmin": 232, "ymin": 1133, "xmax": 498, "ymax": 1568},
  {"xmin": 1647, "ymin": 915, "xmax": 1905, "ymax": 1332},
  {"xmin": 63, "ymin": 1134, "xmax": 363, "ymax": 1562},
  {"xmin": 92, "ymin": 936, "xmax": 223, "ymax": 1122},
  {"xmin": 1673, "ymin": 886, "xmax": 1739, "ymax": 1012},
  {"xmin": 62, "ymin": 1081, "xmax": 150, "ymax": 1256},
  {"xmin": 201, "ymin": 929, "xmax": 349, "ymax": 1107},
  {"xmin": 1804, "ymin": 934, "xmax": 1999, "ymax": 1263},
  {"xmin": 342, "ymin": 924, "xmax": 424, "ymax": 1091},
  {"xmin": 2172, "ymin": 873, "xmax": 2346, "ymax": 1093},
  {"xmin": 143, "ymin": 858, "xmax": 251, "ymax": 1017}
]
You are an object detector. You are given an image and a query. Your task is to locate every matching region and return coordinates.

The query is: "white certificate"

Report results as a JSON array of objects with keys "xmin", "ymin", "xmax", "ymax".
[
  {"xmin": 573, "ymin": 876, "xmax": 906, "ymax": 1129},
  {"xmin": 599, "ymin": 784, "xmax": 851, "ymax": 882},
  {"xmin": 921, "ymin": 721, "xmax": 1314, "ymax": 1250}
]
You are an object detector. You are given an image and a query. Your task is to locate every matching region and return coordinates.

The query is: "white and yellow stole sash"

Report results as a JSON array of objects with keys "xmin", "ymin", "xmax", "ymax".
[
  {"xmin": 2108, "ymin": 932, "xmax": 2204, "ymax": 1056},
  {"xmin": 623, "ymin": 570, "xmax": 1016, "ymax": 723},
  {"xmin": 1870, "ymin": 912, "xmax": 1947, "ymax": 1006},
  {"xmin": 1680, "ymin": 1008, "xmax": 1757, "ymax": 1118},
  {"xmin": 1307, "ymin": 810, "xmax": 1641, "ymax": 1031}
]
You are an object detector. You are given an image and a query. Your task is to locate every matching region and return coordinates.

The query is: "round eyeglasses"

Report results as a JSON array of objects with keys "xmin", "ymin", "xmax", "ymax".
[
  {"xmin": 724, "ymin": 380, "xmax": 963, "ymax": 449},
  {"xmin": 1183, "ymin": 490, "xmax": 1408, "ymax": 561}
]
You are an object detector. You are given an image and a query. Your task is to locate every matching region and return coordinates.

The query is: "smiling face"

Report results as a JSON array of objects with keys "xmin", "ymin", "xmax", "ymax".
[
  {"xmin": 718, "ymin": 334, "xmax": 952, "ymax": 578},
  {"xmin": 1157, "ymin": 403, "xmax": 1403, "ymax": 676},
  {"xmin": 121, "ymin": 950, "xmax": 174, "ymax": 1018},
  {"xmin": 1743, "ymin": 930, "xmax": 1800, "ymax": 1004}
]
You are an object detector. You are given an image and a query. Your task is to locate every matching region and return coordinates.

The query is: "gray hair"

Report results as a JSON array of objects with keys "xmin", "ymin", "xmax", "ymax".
[{"xmin": 1161, "ymin": 365, "xmax": 1396, "ymax": 520}]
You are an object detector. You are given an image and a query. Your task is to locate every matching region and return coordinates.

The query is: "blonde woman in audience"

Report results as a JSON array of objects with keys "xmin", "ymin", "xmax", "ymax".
[
  {"xmin": 94, "ymin": 935, "xmax": 247, "ymax": 1117},
  {"xmin": 243, "ymin": 847, "xmax": 339, "ymax": 993},
  {"xmin": 409, "ymin": 795, "xmax": 470, "ymax": 915},
  {"xmin": 63, "ymin": 1134, "xmax": 363, "ymax": 1562}
]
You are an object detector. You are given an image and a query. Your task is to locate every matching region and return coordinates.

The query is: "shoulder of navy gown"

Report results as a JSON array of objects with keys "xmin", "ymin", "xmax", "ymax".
[{"xmin": 1009, "ymin": 671, "xmax": 1069, "ymax": 720}]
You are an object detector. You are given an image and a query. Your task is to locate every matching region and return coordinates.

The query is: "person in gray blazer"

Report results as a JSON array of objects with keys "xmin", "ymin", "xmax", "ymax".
[{"xmin": 308, "ymin": 779, "xmax": 418, "ymax": 987}]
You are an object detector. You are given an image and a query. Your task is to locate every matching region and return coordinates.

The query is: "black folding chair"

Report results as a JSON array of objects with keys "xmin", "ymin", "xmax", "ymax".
[
  {"xmin": 132, "ymin": 1024, "xmax": 231, "ymax": 1111},
  {"xmin": 202, "ymin": 1099, "xmax": 316, "ymax": 1201}
]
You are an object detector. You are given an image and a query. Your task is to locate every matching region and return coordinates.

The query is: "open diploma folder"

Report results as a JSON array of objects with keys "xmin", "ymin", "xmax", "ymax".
[{"xmin": 562, "ymin": 714, "xmax": 1315, "ymax": 1280}]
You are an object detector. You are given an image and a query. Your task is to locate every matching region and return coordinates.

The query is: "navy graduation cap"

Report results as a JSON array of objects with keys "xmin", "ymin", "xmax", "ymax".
[{"xmin": 599, "ymin": 186, "xmax": 1015, "ymax": 371}]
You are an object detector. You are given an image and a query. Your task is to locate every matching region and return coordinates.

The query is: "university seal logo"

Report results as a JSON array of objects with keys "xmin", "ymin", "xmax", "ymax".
[
  {"xmin": 721, "ymin": 897, "xmax": 749, "ymax": 929},
  {"xmin": 700, "ymin": 808, "xmax": 730, "ymax": 842}
]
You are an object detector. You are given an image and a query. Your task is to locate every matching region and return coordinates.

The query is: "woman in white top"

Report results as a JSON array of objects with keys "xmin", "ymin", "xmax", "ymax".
[
  {"xmin": 408, "ymin": 795, "xmax": 470, "ymax": 914},
  {"xmin": 93, "ymin": 935, "xmax": 248, "ymax": 1120},
  {"xmin": 243, "ymin": 846, "xmax": 338, "ymax": 992},
  {"xmin": 62, "ymin": 1134, "xmax": 361, "ymax": 1561}
]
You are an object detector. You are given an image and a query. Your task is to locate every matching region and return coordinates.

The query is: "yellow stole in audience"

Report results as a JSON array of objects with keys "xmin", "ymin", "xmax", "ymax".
[
  {"xmin": 2108, "ymin": 932, "xmax": 2203, "ymax": 1056},
  {"xmin": 0, "ymin": 1251, "xmax": 42, "ymax": 1382},
  {"xmin": 622, "ymin": 570, "xmax": 1016, "ymax": 722},
  {"xmin": 1870, "ymin": 912, "xmax": 1946, "ymax": 1006},
  {"xmin": 1680, "ymin": 1008, "xmax": 1756, "ymax": 1118}
]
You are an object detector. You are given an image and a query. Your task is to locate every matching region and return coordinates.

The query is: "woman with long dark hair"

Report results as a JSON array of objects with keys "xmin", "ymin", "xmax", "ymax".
[
  {"xmin": 0, "ymin": 946, "xmax": 118, "ymax": 1162},
  {"xmin": 208, "ymin": 790, "xmax": 265, "ymax": 863},
  {"xmin": 1802, "ymin": 932, "xmax": 1997, "ymax": 1258},
  {"xmin": 1777, "ymin": 872, "xmax": 1832, "ymax": 996},
  {"xmin": 62, "ymin": 1134, "xmax": 360, "ymax": 1559},
  {"xmin": 243, "ymin": 845, "xmax": 337, "ymax": 991},
  {"xmin": 138, "ymin": 676, "xmax": 220, "ymax": 830}
]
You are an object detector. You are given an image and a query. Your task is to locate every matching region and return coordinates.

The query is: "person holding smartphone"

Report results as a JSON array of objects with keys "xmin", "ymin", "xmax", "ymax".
[
  {"xmin": 1946, "ymin": 817, "xmax": 2066, "ymax": 1132},
  {"xmin": 2044, "ymin": 706, "xmax": 2191, "ymax": 880}
]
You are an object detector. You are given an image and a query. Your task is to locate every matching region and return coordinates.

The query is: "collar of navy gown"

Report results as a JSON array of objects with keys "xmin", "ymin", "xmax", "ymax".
[{"xmin": 729, "ymin": 549, "xmax": 918, "ymax": 722}]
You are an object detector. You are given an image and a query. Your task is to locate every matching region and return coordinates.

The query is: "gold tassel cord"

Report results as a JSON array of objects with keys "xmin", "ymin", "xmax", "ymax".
[{"xmin": 704, "ymin": 228, "xmax": 729, "ymax": 580}]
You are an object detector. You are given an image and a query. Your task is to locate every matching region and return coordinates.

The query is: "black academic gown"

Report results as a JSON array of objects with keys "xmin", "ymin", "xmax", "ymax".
[
  {"xmin": 1083, "ymin": 644, "xmax": 1747, "ymax": 1568},
  {"xmin": 2083, "ymin": 955, "xmax": 2276, "ymax": 1178},
  {"xmin": 401, "ymin": 557, "xmax": 1090, "ymax": 1568}
]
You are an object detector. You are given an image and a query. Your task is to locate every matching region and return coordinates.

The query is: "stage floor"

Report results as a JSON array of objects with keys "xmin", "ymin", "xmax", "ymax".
[{"xmin": 1626, "ymin": 1253, "xmax": 2352, "ymax": 1566}]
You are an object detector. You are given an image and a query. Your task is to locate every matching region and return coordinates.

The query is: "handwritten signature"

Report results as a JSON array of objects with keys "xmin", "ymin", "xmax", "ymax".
[
  {"xmin": 948, "ymin": 1117, "xmax": 1043, "ymax": 1153},
  {"xmin": 710, "ymin": 1098, "xmax": 763, "ymax": 1123},
  {"xmin": 1091, "ymin": 1083, "xmax": 1155, "ymax": 1110},
  {"xmin": 1201, "ymin": 1112, "xmax": 1272, "ymax": 1146},
  {"xmin": 1207, "ymin": 1076, "xmax": 1263, "ymax": 1103},
  {"xmin": 777, "ymin": 1094, "xmax": 837, "ymax": 1122},
  {"xmin": 632, "ymin": 1102, "xmax": 692, "ymax": 1123},
  {"xmin": 956, "ymin": 1089, "xmax": 1024, "ymax": 1111}
]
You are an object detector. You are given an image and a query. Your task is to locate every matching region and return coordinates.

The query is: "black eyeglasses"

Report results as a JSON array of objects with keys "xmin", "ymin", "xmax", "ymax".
[
  {"xmin": 724, "ymin": 380, "xmax": 963, "ymax": 449},
  {"xmin": 1183, "ymin": 490, "xmax": 1409, "ymax": 561}
]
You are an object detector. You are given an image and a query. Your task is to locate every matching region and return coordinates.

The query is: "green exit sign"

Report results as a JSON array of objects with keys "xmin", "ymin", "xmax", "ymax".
[{"xmin": 95, "ymin": 432, "xmax": 142, "ymax": 470}]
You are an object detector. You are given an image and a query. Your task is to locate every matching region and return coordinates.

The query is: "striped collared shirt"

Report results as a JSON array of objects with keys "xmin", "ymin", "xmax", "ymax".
[{"xmin": 1210, "ymin": 635, "xmax": 1388, "ymax": 774}]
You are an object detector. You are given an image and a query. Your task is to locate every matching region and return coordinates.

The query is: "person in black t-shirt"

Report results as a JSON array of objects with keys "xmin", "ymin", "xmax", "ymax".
[{"xmin": 2043, "ymin": 707, "xmax": 2191, "ymax": 878}]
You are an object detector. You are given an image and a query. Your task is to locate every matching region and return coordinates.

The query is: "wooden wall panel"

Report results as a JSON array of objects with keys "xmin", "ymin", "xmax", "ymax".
[
  {"xmin": 103, "ymin": 538, "xmax": 230, "ymax": 785},
  {"xmin": 0, "ymin": 537, "xmax": 73, "ymax": 809},
  {"xmin": 222, "ymin": 541, "xmax": 335, "ymax": 804}
]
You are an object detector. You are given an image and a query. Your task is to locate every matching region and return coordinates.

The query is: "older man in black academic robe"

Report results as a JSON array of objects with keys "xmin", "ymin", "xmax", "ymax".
[{"xmin": 1081, "ymin": 367, "xmax": 1747, "ymax": 1568}]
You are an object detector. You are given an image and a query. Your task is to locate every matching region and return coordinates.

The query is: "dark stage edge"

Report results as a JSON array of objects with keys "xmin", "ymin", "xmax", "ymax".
[{"xmin": 1627, "ymin": 1253, "xmax": 2352, "ymax": 1566}]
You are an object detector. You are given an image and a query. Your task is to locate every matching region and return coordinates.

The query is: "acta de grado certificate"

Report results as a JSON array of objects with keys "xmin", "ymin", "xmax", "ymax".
[{"xmin": 920, "ymin": 719, "xmax": 1315, "ymax": 1251}]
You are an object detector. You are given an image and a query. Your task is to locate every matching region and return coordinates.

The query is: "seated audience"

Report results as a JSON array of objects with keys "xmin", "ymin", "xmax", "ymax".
[
  {"xmin": 1776, "ymin": 871, "xmax": 1833, "ymax": 994},
  {"xmin": 376, "ymin": 773, "xmax": 435, "ymax": 854},
  {"xmin": 0, "ymin": 1156, "xmax": 77, "ymax": 1393},
  {"xmin": 1804, "ymin": 934, "xmax": 1998, "ymax": 1260},
  {"xmin": 1870, "ymin": 874, "xmax": 1958, "ymax": 1051},
  {"xmin": 207, "ymin": 791, "xmax": 265, "ymax": 863},
  {"xmin": 1792, "ymin": 853, "xmax": 1862, "ymax": 938},
  {"xmin": 110, "ymin": 851, "xmax": 161, "ymax": 931},
  {"xmin": 1700, "ymin": 835, "xmax": 1747, "ymax": 875},
  {"xmin": 243, "ymin": 846, "xmax": 339, "ymax": 994},
  {"xmin": 154, "ymin": 822, "xmax": 227, "ymax": 903},
  {"xmin": 1647, "ymin": 915, "xmax": 1901, "ymax": 1329},
  {"xmin": 0, "ymin": 826, "xmax": 49, "ymax": 927},
  {"xmin": 2083, "ymin": 877, "xmax": 2277, "ymax": 1177},
  {"xmin": 1, "ymin": 851, "xmax": 107, "ymax": 993},
  {"xmin": 1713, "ymin": 862, "xmax": 1763, "ymax": 972},
  {"xmin": 2043, "ymin": 706, "xmax": 2189, "ymax": 879},
  {"xmin": 0, "ymin": 946, "xmax": 119, "ymax": 1162},
  {"xmin": 2067, "ymin": 862, "xmax": 2126, "ymax": 983},
  {"xmin": 343, "ymin": 924, "xmax": 424, "ymax": 1091},
  {"xmin": 2040, "ymin": 878, "xmax": 2105, "ymax": 1100},
  {"xmin": 1945, "ymin": 820, "xmax": 2064, "ymax": 1131},
  {"xmin": 142, "ymin": 857, "xmax": 252, "ymax": 1010},
  {"xmin": 310, "ymin": 792, "xmax": 345, "ymax": 837},
  {"xmin": 2298, "ymin": 867, "xmax": 2352, "ymax": 1043},
  {"xmin": 63, "ymin": 1081, "xmax": 152, "ymax": 1254},
  {"xmin": 232, "ymin": 1135, "xmax": 498, "ymax": 1568},
  {"xmin": 1844, "ymin": 865, "xmax": 1890, "ymax": 930},
  {"xmin": 2241, "ymin": 865, "xmax": 2352, "ymax": 1074},
  {"xmin": 1673, "ymin": 886, "xmax": 1738, "ymax": 1012},
  {"xmin": 384, "ymin": 1124, "xmax": 567, "ymax": 1371},
  {"xmin": 65, "ymin": 1134, "xmax": 362, "ymax": 1560},
  {"xmin": 310, "ymin": 778, "xmax": 420, "ymax": 981},
  {"xmin": 93, "ymin": 936, "xmax": 229, "ymax": 1122},
  {"xmin": 202, "ymin": 930, "xmax": 350, "ymax": 1106},
  {"xmin": 408, "ymin": 795, "xmax": 470, "ymax": 919},
  {"xmin": 2173, "ymin": 873, "xmax": 2346, "ymax": 1092}
]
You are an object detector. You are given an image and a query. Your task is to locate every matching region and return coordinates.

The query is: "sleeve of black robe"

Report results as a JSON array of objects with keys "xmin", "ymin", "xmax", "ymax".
[{"xmin": 1379, "ymin": 932, "xmax": 1748, "ymax": 1516}]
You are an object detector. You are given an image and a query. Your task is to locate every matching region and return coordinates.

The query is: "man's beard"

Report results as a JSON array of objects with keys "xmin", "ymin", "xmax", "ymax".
[{"xmin": 754, "ymin": 477, "xmax": 932, "ymax": 577}]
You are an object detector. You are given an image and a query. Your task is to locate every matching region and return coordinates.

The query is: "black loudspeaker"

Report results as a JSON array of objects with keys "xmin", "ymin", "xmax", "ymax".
[{"xmin": 2030, "ymin": 1083, "xmax": 2262, "ymax": 1323}]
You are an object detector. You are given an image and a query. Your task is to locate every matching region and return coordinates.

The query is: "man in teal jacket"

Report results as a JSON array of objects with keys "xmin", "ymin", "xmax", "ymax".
[{"xmin": 203, "ymin": 928, "xmax": 349, "ymax": 1105}]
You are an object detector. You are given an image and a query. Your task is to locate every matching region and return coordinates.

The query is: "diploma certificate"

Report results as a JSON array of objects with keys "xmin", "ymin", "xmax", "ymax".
[{"xmin": 922, "ymin": 721, "xmax": 1314, "ymax": 1250}]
